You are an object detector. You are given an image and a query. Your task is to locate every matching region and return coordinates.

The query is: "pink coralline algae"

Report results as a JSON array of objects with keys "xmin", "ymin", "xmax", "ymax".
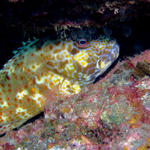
[{"xmin": 1, "ymin": 49, "xmax": 150, "ymax": 149}]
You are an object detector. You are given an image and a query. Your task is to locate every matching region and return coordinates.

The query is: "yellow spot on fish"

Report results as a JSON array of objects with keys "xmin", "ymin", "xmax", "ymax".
[
  {"xmin": 80, "ymin": 61, "xmax": 88, "ymax": 67},
  {"xmin": 16, "ymin": 89, "xmax": 28, "ymax": 99}
]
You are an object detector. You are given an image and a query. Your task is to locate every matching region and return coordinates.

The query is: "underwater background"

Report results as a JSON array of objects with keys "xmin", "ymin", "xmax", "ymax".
[{"xmin": 0, "ymin": 0, "xmax": 150, "ymax": 149}]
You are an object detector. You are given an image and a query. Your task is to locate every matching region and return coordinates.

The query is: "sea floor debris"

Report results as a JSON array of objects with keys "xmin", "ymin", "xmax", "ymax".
[{"xmin": 1, "ymin": 50, "xmax": 150, "ymax": 149}]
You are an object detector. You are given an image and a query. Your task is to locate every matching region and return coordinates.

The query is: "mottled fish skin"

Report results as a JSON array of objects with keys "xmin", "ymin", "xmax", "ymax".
[{"xmin": 0, "ymin": 37, "xmax": 119, "ymax": 134}]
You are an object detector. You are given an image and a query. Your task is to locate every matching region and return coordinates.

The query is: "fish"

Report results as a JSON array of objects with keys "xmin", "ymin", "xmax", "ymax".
[{"xmin": 0, "ymin": 37, "xmax": 119, "ymax": 134}]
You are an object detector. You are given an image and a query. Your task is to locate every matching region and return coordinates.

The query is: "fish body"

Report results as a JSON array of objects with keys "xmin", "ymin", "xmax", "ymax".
[{"xmin": 0, "ymin": 37, "xmax": 119, "ymax": 134}]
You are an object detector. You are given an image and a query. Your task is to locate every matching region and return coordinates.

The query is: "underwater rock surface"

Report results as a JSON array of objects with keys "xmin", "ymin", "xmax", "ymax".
[
  {"xmin": 0, "ymin": 0, "xmax": 150, "ymax": 150},
  {"xmin": 1, "ymin": 49, "xmax": 150, "ymax": 149},
  {"xmin": 1, "ymin": 0, "xmax": 150, "ymax": 39}
]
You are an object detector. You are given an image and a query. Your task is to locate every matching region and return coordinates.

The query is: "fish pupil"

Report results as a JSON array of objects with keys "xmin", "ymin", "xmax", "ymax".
[{"xmin": 79, "ymin": 40, "xmax": 86, "ymax": 45}]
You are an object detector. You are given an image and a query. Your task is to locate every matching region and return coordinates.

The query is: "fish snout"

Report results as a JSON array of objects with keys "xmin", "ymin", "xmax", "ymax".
[{"xmin": 96, "ymin": 42, "xmax": 119, "ymax": 71}]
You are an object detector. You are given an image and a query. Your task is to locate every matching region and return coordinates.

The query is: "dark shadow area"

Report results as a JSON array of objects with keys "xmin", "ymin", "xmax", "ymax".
[{"xmin": 13, "ymin": 112, "xmax": 44, "ymax": 131}]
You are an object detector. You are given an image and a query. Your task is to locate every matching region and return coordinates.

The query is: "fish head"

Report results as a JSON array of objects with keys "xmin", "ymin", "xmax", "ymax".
[
  {"xmin": 67, "ymin": 37, "xmax": 119, "ymax": 84},
  {"xmin": 47, "ymin": 37, "xmax": 119, "ymax": 84}
]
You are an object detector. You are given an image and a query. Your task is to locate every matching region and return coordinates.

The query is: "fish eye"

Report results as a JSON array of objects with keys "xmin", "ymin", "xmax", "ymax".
[
  {"xmin": 76, "ymin": 39, "xmax": 89, "ymax": 48},
  {"xmin": 79, "ymin": 39, "xmax": 87, "ymax": 45}
]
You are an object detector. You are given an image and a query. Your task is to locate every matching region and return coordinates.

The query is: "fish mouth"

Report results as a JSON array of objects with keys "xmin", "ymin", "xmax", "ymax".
[{"xmin": 96, "ymin": 42, "xmax": 119, "ymax": 73}]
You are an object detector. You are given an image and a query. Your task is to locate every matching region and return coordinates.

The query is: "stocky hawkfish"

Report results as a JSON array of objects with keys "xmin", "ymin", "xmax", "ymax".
[{"xmin": 0, "ymin": 37, "xmax": 119, "ymax": 134}]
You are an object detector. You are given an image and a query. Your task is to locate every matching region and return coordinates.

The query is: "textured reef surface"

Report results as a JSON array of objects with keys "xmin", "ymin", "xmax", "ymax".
[
  {"xmin": 0, "ymin": 0, "xmax": 150, "ymax": 150},
  {"xmin": 1, "ymin": 48, "xmax": 150, "ymax": 149}
]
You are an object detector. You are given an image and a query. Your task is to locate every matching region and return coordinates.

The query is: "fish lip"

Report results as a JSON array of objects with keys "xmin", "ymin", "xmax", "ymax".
[
  {"xmin": 83, "ymin": 69, "xmax": 102, "ymax": 84},
  {"xmin": 110, "ymin": 42, "xmax": 120, "ymax": 58}
]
